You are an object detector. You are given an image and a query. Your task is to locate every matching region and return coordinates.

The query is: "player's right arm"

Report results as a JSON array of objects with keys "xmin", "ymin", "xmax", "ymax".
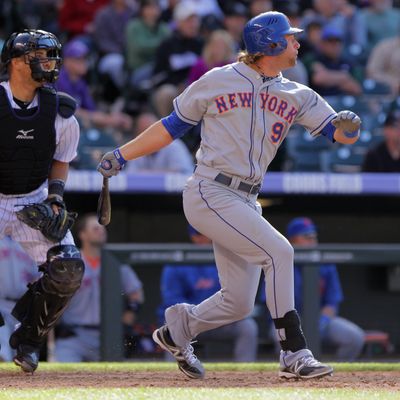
[
  {"xmin": 120, "ymin": 120, "xmax": 173, "ymax": 161},
  {"xmin": 97, "ymin": 75, "xmax": 208, "ymax": 178}
]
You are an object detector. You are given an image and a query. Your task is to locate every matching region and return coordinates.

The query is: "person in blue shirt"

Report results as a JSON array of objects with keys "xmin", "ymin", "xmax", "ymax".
[
  {"xmin": 286, "ymin": 217, "xmax": 365, "ymax": 361},
  {"xmin": 158, "ymin": 224, "xmax": 258, "ymax": 362}
]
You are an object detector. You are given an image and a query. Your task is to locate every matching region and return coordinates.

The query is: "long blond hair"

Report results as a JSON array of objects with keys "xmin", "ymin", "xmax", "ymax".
[{"xmin": 237, "ymin": 50, "xmax": 264, "ymax": 65}]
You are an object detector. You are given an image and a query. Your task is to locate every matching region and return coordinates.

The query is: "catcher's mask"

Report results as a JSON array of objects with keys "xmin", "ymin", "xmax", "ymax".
[
  {"xmin": 47, "ymin": 244, "xmax": 82, "ymax": 263},
  {"xmin": 1, "ymin": 29, "xmax": 62, "ymax": 83}
]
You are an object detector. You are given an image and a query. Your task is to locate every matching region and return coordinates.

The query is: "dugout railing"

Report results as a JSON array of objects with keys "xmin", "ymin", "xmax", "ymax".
[{"xmin": 100, "ymin": 243, "xmax": 400, "ymax": 361}]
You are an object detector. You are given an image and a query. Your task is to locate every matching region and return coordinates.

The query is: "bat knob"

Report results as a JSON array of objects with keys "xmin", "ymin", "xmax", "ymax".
[{"xmin": 101, "ymin": 159, "xmax": 112, "ymax": 170}]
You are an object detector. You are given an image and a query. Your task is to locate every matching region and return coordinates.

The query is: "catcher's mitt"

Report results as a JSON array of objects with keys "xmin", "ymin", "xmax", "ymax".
[{"xmin": 16, "ymin": 202, "xmax": 77, "ymax": 243}]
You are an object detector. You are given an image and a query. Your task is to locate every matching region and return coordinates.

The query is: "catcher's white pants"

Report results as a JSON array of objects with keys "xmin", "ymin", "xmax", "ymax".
[
  {"xmin": 166, "ymin": 169, "xmax": 295, "ymax": 347},
  {"xmin": 0, "ymin": 184, "xmax": 74, "ymax": 265}
]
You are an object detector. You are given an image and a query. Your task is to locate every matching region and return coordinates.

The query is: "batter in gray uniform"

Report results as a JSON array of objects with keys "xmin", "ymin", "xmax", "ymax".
[{"xmin": 98, "ymin": 11, "xmax": 361, "ymax": 380}]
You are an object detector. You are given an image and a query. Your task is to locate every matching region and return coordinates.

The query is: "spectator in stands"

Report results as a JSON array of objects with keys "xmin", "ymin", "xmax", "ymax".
[
  {"xmin": 188, "ymin": 29, "xmax": 236, "ymax": 84},
  {"xmin": 151, "ymin": 1, "xmax": 204, "ymax": 117},
  {"xmin": 285, "ymin": 217, "xmax": 365, "ymax": 361},
  {"xmin": 359, "ymin": 0, "xmax": 400, "ymax": 54},
  {"xmin": 54, "ymin": 213, "xmax": 144, "ymax": 362},
  {"xmin": 336, "ymin": 0, "xmax": 367, "ymax": 59},
  {"xmin": 366, "ymin": 33, "xmax": 400, "ymax": 96},
  {"xmin": 303, "ymin": 0, "xmax": 367, "ymax": 61},
  {"xmin": 306, "ymin": 25, "xmax": 362, "ymax": 97},
  {"xmin": 125, "ymin": 0, "xmax": 171, "ymax": 89},
  {"xmin": 92, "ymin": 0, "xmax": 136, "ymax": 99},
  {"xmin": 302, "ymin": 0, "xmax": 344, "ymax": 33},
  {"xmin": 34, "ymin": 0, "xmax": 61, "ymax": 35},
  {"xmin": 278, "ymin": 1, "xmax": 309, "ymax": 85},
  {"xmin": 298, "ymin": 16, "xmax": 324, "ymax": 62},
  {"xmin": 56, "ymin": 39, "xmax": 133, "ymax": 132},
  {"xmin": 362, "ymin": 110, "xmax": 400, "ymax": 172},
  {"xmin": 249, "ymin": 0, "xmax": 272, "ymax": 18},
  {"xmin": 126, "ymin": 111, "xmax": 194, "ymax": 174},
  {"xmin": 58, "ymin": 0, "xmax": 110, "ymax": 41},
  {"xmin": 222, "ymin": 2, "xmax": 248, "ymax": 51},
  {"xmin": 158, "ymin": 225, "xmax": 259, "ymax": 362},
  {"xmin": 0, "ymin": 0, "xmax": 27, "ymax": 38},
  {"xmin": 159, "ymin": 0, "xmax": 179, "ymax": 24},
  {"xmin": 187, "ymin": 0, "xmax": 224, "ymax": 21},
  {"xmin": 0, "ymin": 237, "xmax": 38, "ymax": 361}
]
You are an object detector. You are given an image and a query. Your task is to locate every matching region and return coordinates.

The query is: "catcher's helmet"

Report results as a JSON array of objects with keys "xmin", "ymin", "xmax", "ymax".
[
  {"xmin": 243, "ymin": 11, "xmax": 303, "ymax": 56},
  {"xmin": 1, "ymin": 29, "xmax": 62, "ymax": 83}
]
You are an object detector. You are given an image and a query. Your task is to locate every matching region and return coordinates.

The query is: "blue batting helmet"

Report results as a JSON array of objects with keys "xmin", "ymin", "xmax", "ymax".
[{"xmin": 243, "ymin": 11, "xmax": 303, "ymax": 56}]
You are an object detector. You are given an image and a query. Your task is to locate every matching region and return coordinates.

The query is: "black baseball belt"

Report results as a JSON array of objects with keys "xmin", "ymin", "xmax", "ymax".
[{"xmin": 214, "ymin": 173, "xmax": 261, "ymax": 195}]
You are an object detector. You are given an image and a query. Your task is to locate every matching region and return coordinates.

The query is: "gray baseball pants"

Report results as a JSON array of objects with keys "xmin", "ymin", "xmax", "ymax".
[{"xmin": 166, "ymin": 166, "xmax": 295, "ymax": 347}]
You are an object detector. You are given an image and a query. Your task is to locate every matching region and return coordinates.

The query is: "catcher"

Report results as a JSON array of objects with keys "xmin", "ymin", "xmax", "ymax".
[{"xmin": 0, "ymin": 30, "xmax": 84, "ymax": 373}]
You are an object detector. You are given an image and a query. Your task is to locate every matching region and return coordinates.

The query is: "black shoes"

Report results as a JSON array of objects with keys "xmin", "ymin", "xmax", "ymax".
[
  {"xmin": 279, "ymin": 349, "xmax": 333, "ymax": 379},
  {"xmin": 153, "ymin": 325, "xmax": 205, "ymax": 379},
  {"xmin": 9, "ymin": 330, "xmax": 41, "ymax": 373}
]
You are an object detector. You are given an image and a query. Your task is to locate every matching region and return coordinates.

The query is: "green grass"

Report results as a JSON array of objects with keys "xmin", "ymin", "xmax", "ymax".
[
  {"xmin": 1, "ymin": 388, "xmax": 400, "ymax": 400},
  {"xmin": 0, "ymin": 362, "xmax": 399, "ymax": 400}
]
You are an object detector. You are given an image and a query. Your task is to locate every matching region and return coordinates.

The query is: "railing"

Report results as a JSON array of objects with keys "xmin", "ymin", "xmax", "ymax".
[
  {"xmin": 100, "ymin": 243, "xmax": 400, "ymax": 361},
  {"xmin": 68, "ymin": 171, "xmax": 400, "ymax": 195}
]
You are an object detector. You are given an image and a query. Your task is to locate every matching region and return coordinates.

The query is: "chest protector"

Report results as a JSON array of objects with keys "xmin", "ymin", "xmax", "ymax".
[{"xmin": 0, "ymin": 86, "xmax": 57, "ymax": 195}]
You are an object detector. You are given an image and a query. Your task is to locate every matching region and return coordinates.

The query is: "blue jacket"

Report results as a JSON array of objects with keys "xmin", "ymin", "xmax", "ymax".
[
  {"xmin": 294, "ymin": 264, "xmax": 343, "ymax": 314},
  {"xmin": 260, "ymin": 264, "xmax": 343, "ymax": 316},
  {"xmin": 158, "ymin": 264, "xmax": 220, "ymax": 322}
]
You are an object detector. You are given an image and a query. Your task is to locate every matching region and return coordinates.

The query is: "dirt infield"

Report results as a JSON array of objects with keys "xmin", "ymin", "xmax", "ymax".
[{"xmin": 1, "ymin": 370, "xmax": 400, "ymax": 390}]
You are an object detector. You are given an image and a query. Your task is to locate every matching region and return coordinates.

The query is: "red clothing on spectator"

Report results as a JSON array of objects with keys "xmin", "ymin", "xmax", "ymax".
[{"xmin": 59, "ymin": 0, "xmax": 109, "ymax": 38}]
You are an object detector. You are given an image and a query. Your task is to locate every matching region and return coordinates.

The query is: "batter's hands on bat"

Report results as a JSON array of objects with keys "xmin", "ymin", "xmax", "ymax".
[
  {"xmin": 331, "ymin": 110, "xmax": 361, "ymax": 134},
  {"xmin": 97, "ymin": 149, "xmax": 127, "ymax": 178}
]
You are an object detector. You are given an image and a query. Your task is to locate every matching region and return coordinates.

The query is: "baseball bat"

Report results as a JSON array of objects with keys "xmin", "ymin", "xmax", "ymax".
[{"xmin": 97, "ymin": 177, "xmax": 111, "ymax": 226}]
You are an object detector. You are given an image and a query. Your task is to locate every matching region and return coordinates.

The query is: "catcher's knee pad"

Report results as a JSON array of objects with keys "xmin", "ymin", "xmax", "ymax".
[
  {"xmin": 40, "ymin": 244, "xmax": 85, "ymax": 296},
  {"xmin": 11, "ymin": 245, "xmax": 84, "ymax": 343},
  {"xmin": 273, "ymin": 310, "xmax": 307, "ymax": 352}
]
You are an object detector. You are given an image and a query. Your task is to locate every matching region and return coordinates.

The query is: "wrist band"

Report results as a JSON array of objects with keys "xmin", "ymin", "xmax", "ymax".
[
  {"xmin": 344, "ymin": 129, "xmax": 359, "ymax": 138},
  {"xmin": 48, "ymin": 179, "xmax": 65, "ymax": 199},
  {"xmin": 113, "ymin": 148, "xmax": 127, "ymax": 166}
]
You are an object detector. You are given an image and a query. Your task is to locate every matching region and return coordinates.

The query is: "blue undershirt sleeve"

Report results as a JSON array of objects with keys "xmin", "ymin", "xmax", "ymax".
[
  {"xmin": 320, "ymin": 121, "xmax": 336, "ymax": 143},
  {"xmin": 161, "ymin": 110, "xmax": 196, "ymax": 140}
]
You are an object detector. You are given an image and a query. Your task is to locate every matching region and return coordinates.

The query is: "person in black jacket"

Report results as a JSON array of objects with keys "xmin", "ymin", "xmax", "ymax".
[
  {"xmin": 151, "ymin": 1, "xmax": 204, "ymax": 117},
  {"xmin": 362, "ymin": 110, "xmax": 400, "ymax": 172}
]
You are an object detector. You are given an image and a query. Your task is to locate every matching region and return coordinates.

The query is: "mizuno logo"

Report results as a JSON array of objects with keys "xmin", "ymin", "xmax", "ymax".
[{"xmin": 16, "ymin": 128, "xmax": 34, "ymax": 139}]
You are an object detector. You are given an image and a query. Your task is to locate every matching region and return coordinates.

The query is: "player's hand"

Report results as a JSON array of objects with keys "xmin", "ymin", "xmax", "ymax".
[
  {"xmin": 97, "ymin": 149, "xmax": 127, "ymax": 178},
  {"xmin": 331, "ymin": 110, "xmax": 361, "ymax": 133}
]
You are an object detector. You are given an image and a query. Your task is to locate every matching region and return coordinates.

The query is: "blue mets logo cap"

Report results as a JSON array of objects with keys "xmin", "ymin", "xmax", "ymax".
[{"xmin": 286, "ymin": 217, "xmax": 317, "ymax": 238}]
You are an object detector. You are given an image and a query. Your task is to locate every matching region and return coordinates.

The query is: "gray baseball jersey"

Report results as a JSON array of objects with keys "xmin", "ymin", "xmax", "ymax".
[
  {"xmin": 174, "ymin": 61, "xmax": 335, "ymax": 182},
  {"xmin": 0, "ymin": 81, "xmax": 79, "ymax": 265},
  {"xmin": 55, "ymin": 257, "xmax": 142, "ymax": 362},
  {"xmin": 164, "ymin": 61, "xmax": 337, "ymax": 347},
  {"xmin": 0, "ymin": 237, "xmax": 38, "ymax": 361}
]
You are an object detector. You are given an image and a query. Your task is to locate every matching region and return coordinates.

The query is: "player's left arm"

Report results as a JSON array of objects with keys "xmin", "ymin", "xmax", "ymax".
[
  {"xmin": 298, "ymin": 90, "xmax": 361, "ymax": 145},
  {"xmin": 318, "ymin": 110, "xmax": 361, "ymax": 145},
  {"xmin": 47, "ymin": 115, "xmax": 80, "ymax": 211}
]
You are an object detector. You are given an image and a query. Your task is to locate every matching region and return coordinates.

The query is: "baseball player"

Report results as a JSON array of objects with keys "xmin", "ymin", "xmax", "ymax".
[
  {"xmin": 97, "ymin": 11, "xmax": 362, "ymax": 380},
  {"xmin": 54, "ymin": 213, "xmax": 143, "ymax": 362},
  {"xmin": 0, "ymin": 237, "xmax": 39, "ymax": 361},
  {"xmin": 0, "ymin": 30, "xmax": 84, "ymax": 373}
]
